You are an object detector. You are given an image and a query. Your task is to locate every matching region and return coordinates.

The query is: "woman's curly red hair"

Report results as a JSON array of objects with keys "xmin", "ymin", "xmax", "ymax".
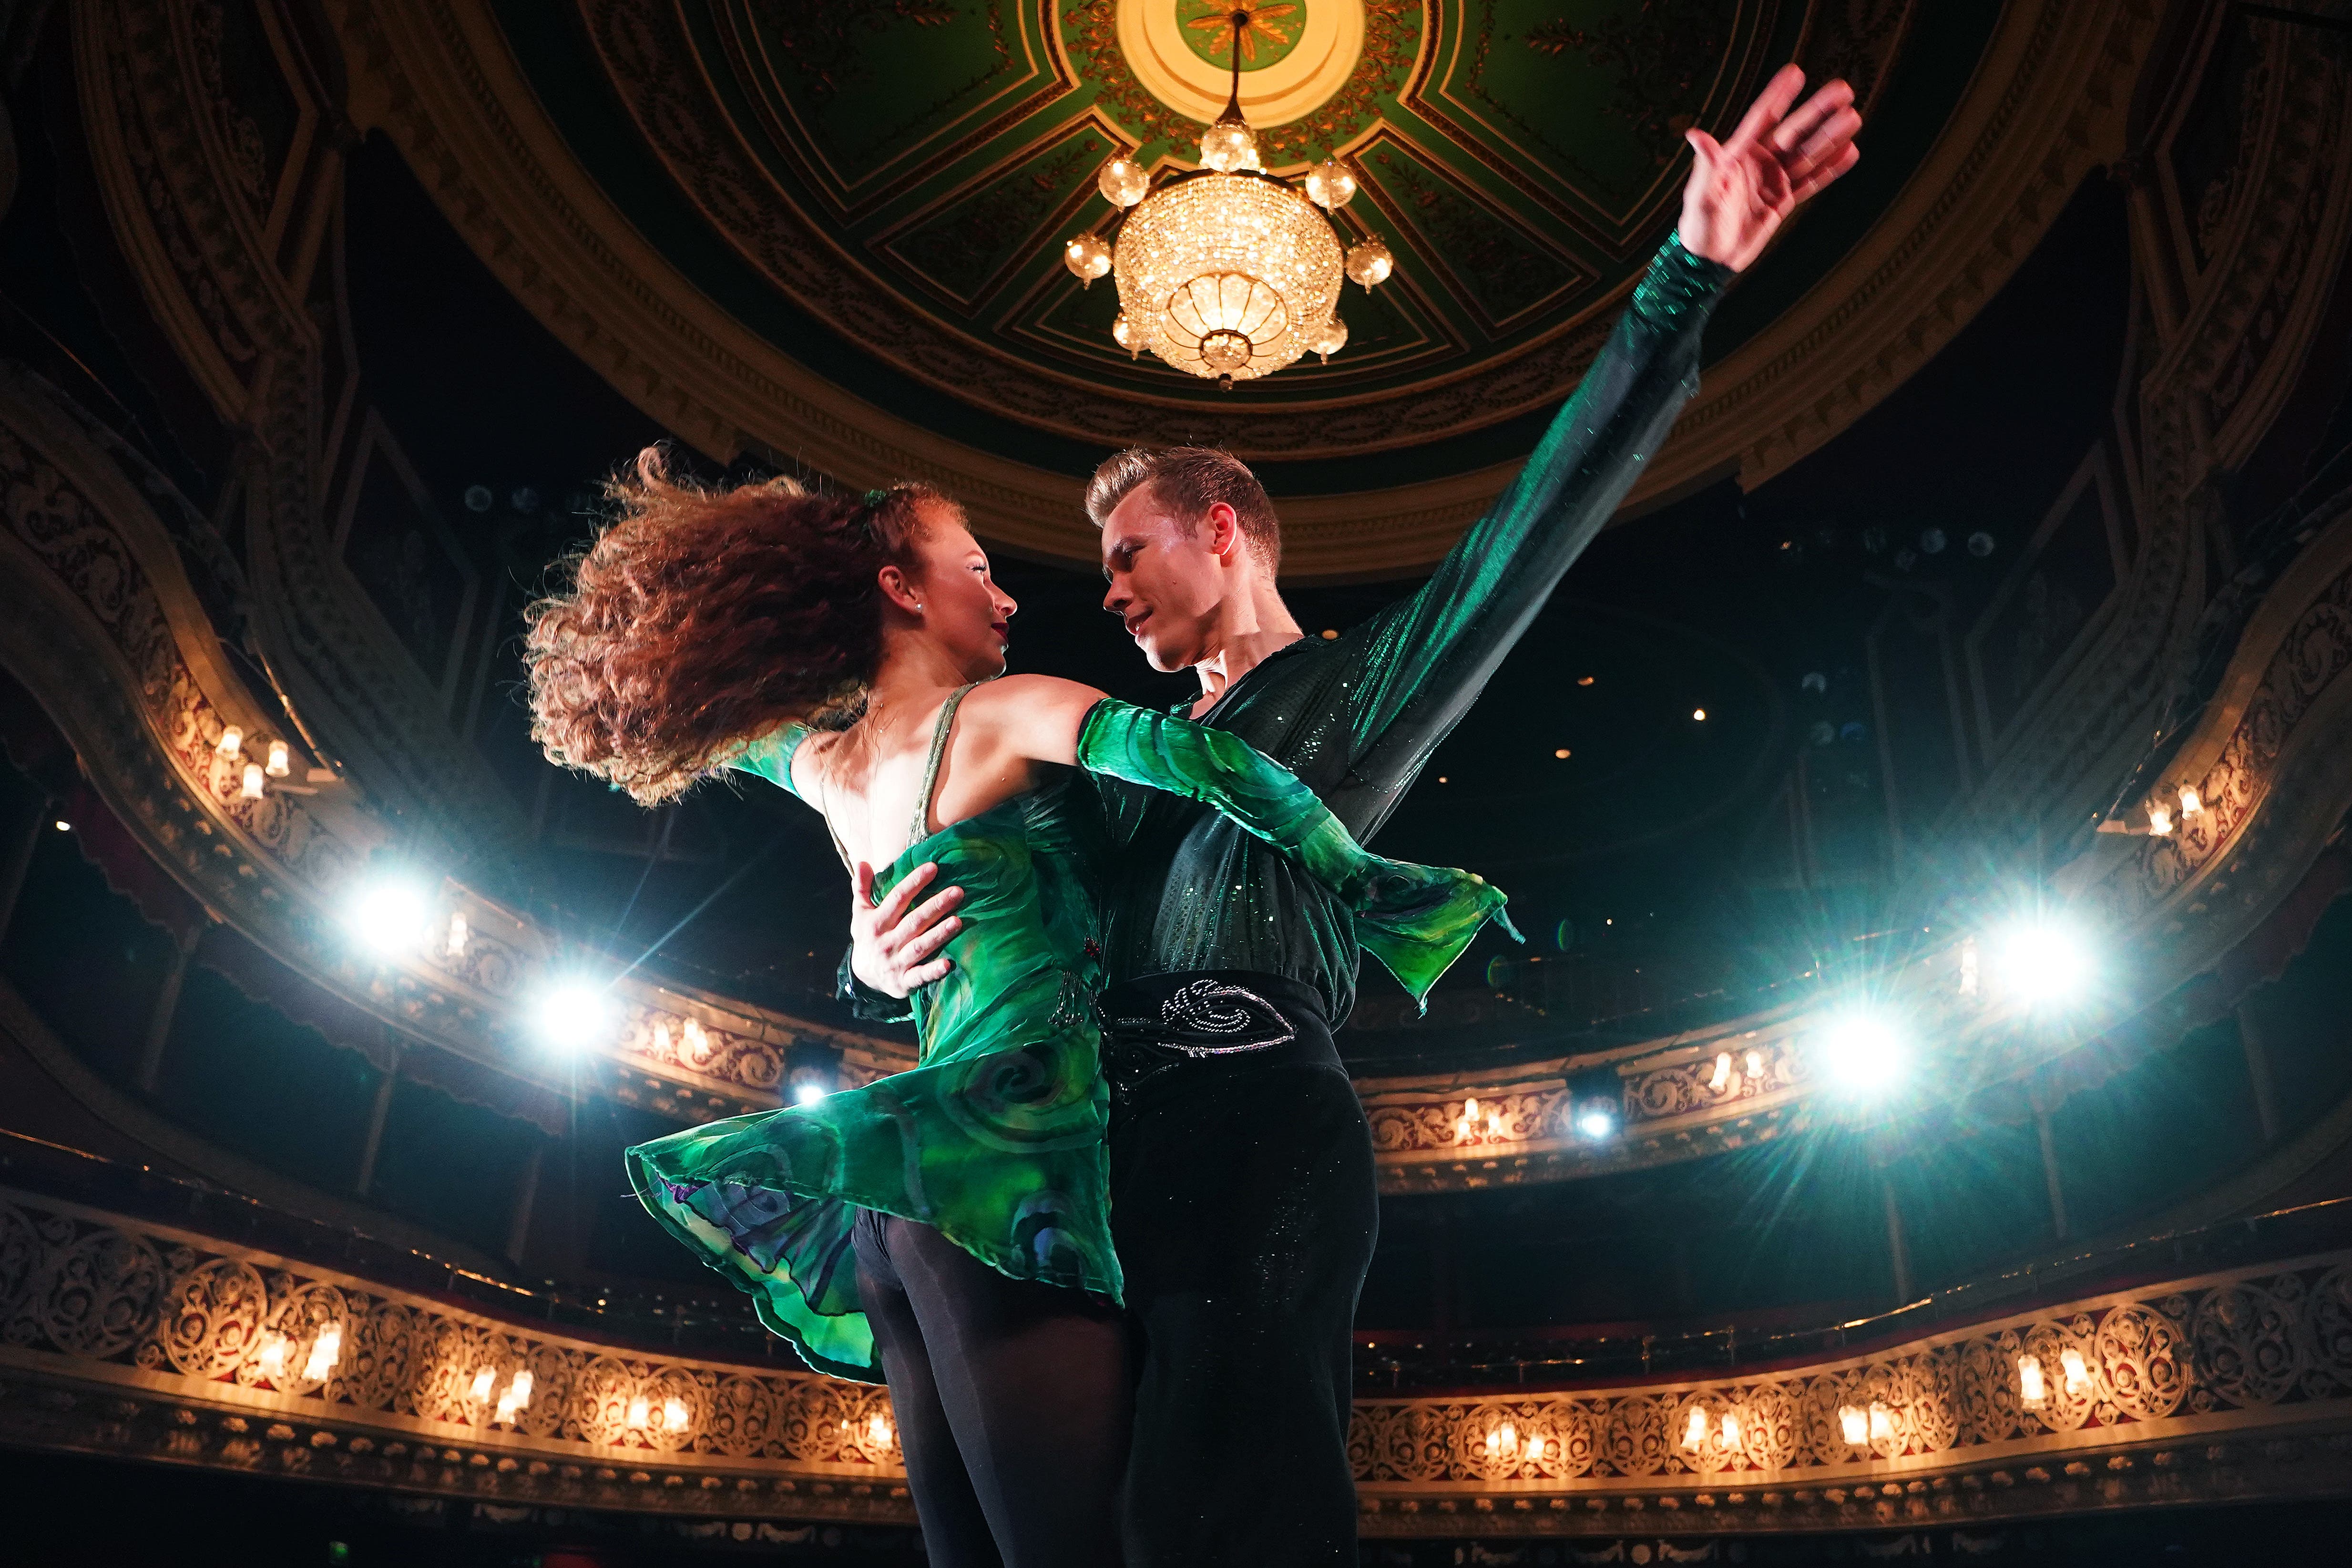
[{"xmin": 524, "ymin": 447, "xmax": 940, "ymax": 804}]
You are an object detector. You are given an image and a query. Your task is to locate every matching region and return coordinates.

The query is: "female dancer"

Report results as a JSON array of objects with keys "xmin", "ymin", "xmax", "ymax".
[{"xmin": 523, "ymin": 453, "xmax": 1509, "ymax": 1565}]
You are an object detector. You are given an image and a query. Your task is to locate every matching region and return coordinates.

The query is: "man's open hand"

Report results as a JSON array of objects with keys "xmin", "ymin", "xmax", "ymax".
[
  {"xmin": 1679, "ymin": 64, "xmax": 1862, "ymax": 273},
  {"xmin": 849, "ymin": 861, "xmax": 965, "ymax": 998}
]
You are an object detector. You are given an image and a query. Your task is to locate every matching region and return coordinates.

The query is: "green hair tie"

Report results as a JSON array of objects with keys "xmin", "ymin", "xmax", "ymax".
[{"xmin": 862, "ymin": 488, "xmax": 890, "ymax": 509}]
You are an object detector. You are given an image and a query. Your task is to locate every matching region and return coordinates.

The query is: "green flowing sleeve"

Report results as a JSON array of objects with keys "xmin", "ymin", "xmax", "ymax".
[
  {"xmin": 1076, "ymin": 698, "xmax": 1519, "ymax": 1007},
  {"xmin": 728, "ymin": 722, "xmax": 813, "ymax": 797}
]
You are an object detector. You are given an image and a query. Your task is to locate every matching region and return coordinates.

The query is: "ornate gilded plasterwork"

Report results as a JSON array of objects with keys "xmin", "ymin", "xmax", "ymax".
[
  {"xmin": 5, "ymin": 1188, "xmax": 2350, "ymax": 1534},
  {"xmin": 322, "ymin": 0, "xmax": 2154, "ymax": 574}
]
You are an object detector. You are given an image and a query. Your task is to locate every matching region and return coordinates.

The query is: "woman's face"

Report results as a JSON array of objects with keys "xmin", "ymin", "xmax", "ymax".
[{"xmin": 900, "ymin": 503, "xmax": 1017, "ymax": 681}]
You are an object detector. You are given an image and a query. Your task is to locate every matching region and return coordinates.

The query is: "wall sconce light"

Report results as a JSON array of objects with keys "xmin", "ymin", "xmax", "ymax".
[
  {"xmin": 1709, "ymin": 1052, "xmax": 1733, "ymax": 1093},
  {"xmin": 1744, "ymin": 1048, "xmax": 1765, "ymax": 1080},
  {"xmin": 470, "ymin": 1367, "xmax": 495, "ymax": 1404},
  {"xmin": 2147, "ymin": 801, "xmax": 2173, "ymax": 836},
  {"xmin": 257, "ymin": 1332, "xmax": 288, "ymax": 1382},
  {"xmin": 1868, "ymin": 1402, "xmax": 1893, "ymax": 1442},
  {"xmin": 867, "ymin": 1413, "xmax": 894, "ymax": 1449},
  {"xmin": 2060, "ymin": 1346, "xmax": 2092, "ymax": 1397},
  {"xmin": 1837, "ymin": 1404, "xmax": 1867, "ymax": 1445},
  {"xmin": 241, "ymin": 763, "xmax": 266, "ymax": 800},
  {"xmin": 265, "ymin": 739, "xmax": 291, "ymax": 778},
  {"xmin": 662, "ymin": 1397, "xmax": 690, "ymax": 1433},
  {"xmin": 2178, "ymin": 784, "xmax": 2203, "ymax": 818},
  {"xmin": 302, "ymin": 1322, "xmax": 342, "ymax": 1382},
  {"xmin": 1719, "ymin": 1411, "xmax": 1741, "ymax": 1449},
  {"xmin": 2016, "ymin": 1353, "xmax": 2047, "ymax": 1408},
  {"xmin": 627, "ymin": 1395, "xmax": 652, "ymax": 1429},
  {"xmin": 216, "ymin": 726, "xmax": 243, "ymax": 758},
  {"xmin": 1682, "ymin": 1405, "xmax": 1708, "ymax": 1451}
]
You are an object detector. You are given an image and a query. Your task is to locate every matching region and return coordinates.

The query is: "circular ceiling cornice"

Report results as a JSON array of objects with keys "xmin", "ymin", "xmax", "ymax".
[{"xmin": 328, "ymin": 0, "xmax": 2154, "ymax": 578}]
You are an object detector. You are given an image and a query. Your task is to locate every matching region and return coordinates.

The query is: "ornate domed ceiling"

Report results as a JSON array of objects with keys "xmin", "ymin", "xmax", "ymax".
[
  {"xmin": 349, "ymin": 0, "xmax": 2135, "ymax": 570},
  {"xmin": 542, "ymin": 0, "xmax": 1912, "ymax": 455}
]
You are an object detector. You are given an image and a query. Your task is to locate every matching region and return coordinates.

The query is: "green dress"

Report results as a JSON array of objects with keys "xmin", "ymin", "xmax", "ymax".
[{"xmin": 625, "ymin": 690, "xmax": 1513, "ymax": 1380}]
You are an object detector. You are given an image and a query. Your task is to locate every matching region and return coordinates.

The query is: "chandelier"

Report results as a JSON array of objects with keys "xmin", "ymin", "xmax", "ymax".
[{"xmin": 1058, "ymin": 9, "xmax": 1394, "ymax": 389}]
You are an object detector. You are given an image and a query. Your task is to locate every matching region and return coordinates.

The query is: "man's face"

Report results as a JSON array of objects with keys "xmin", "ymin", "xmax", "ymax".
[{"xmin": 1099, "ymin": 485, "xmax": 1233, "ymax": 673}]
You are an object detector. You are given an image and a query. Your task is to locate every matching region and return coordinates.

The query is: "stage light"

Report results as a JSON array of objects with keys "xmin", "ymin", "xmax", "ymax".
[
  {"xmin": 1683, "ymin": 1406, "xmax": 1708, "ymax": 1450},
  {"xmin": 348, "ymin": 876, "xmax": 432, "ymax": 956},
  {"xmin": 534, "ymin": 977, "xmax": 614, "ymax": 1049},
  {"xmin": 2060, "ymin": 1346, "xmax": 2092, "ymax": 1396},
  {"xmin": 241, "ymin": 763, "xmax": 266, "ymax": 800},
  {"xmin": 1838, "ymin": 1404, "xmax": 1867, "ymax": 1445},
  {"xmin": 302, "ymin": 1322, "xmax": 342, "ymax": 1381},
  {"xmin": 1814, "ymin": 1009, "xmax": 1906, "ymax": 1092},
  {"xmin": 1994, "ymin": 919, "xmax": 2094, "ymax": 1006},
  {"xmin": 265, "ymin": 739, "xmax": 291, "ymax": 778},
  {"xmin": 216, "ymin": 725, "xmax": 243, "ymax": 758},
  {"xmin": 2016, "ymin": 1353, "xmax": 2047, "ymax": 1408},
  {"xmin": 795, "ymin": 1083, "xmax": 827, "ymax": 1107}
]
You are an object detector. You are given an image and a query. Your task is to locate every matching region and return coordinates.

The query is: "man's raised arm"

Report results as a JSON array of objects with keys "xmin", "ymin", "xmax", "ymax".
[{"xmin": 1335, "ymin": 67, "xmax": 1861, "ymax": 831}]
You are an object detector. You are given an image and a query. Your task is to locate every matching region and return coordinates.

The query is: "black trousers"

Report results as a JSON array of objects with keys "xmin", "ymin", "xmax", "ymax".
[{"xmin": 1101, "ymin": 972, "xmax": 1380, "ymax": 1568}]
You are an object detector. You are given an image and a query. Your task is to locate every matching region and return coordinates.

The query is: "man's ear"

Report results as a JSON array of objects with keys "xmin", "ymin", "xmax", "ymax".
[
  {"xmin": 877, "ymin": 562, "xmax": 922, "ymax": 614},
  {"xmin": 1206, "ymin": 502, "xmax": 1243, "ymax": 561}
]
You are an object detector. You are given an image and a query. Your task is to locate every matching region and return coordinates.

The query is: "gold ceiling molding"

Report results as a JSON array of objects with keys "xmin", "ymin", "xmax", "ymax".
[
  {"xmin": 323, "ymin": 0, "xmax": 2156, "ymax": 578},
  {"xmin": 5, "ymin": 1185, "xmax": 2350, "ymax": 1535}
]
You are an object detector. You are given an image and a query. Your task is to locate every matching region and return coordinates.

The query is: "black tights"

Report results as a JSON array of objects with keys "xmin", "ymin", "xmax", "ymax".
[{"xmin": 851, "ymin": 1209, "xmax": 1133, "ymax": 1567}]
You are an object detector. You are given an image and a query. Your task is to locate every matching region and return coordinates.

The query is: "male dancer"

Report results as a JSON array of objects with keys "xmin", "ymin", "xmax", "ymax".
[{"xmin": 851, "ymin": 66, "xmax": 1862, "ymax": 1564}]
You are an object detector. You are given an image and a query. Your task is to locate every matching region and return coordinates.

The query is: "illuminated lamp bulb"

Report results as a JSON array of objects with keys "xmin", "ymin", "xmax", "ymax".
[
  {"xmin": 494, "ymin": 1387, "xmax": 519, "ymax": 1425},
  {"xmin": 1305, "ymin": 316, "xmax": 1348, "ymax": 364},
  {"xmin": 446, "ymin": 912, "xmax": 469, "ymax": 958},
  {"xmin": 2178, "ymin": 784, "xmax": 2204, "ymax": 817},
  {"xmin": 1344, "ymin": 238, "xmax": 1393, "ymax": 288},
  {"xmin": 1709, "ymin": 1052, "xmax": 1732, "ymax": 1092},
  {"xmin": 1525, "ymin": 1432, "xmax": 1545, "ymax": 1461},
  {"xmin": 241, "ymin": 763, "xmax": 266, "ymax": 800},
  {"xmin": 795, "ymin": 1082, "xmax": 828, "ymax": 1107},
  {"xmin": 1837, "ymin": 1404, "xmax": 1867, "ymax": 1445},
  {"xmin": 2059, "ymin": 1347, "xmax": 2092, "ymax": 1396},
  {"xmin": 1305, "ymin": 159, "xmax": 1357, "ymax": 209},
  {"xmin": 1096, "ymin": 156, "xmax": 1150, "ymax": 207},
  {"xmin": 1815, "ymin": 1009, "xmax": 1905, "ymax": 1093},
  {"xmin": 1745, "ymin": 1048, "xmax": 1765, "ymax": 1079},
  {"xmin": 1720, "ymin": 1411, "xmax": 1741, "ymax": 1448},
  {"xmin": 1693, "ymin": 708, "xmax": 1708, "ymax": 722},
  {"xmin": 1063, "ymin": 233, "xmax": 1111, "ymax": 285},
  {"xmin": 509, "ymin": 1370, "xmax": 533, "ymax": 1410},
  {"xmin": 681, "ymin": 1019, "xmax": 709, "ymax": 1057},
  {"xmin": 534, "ymin": 978, "xmax": 614, "ymax": 1050},
  {"xmin": 470, "ymin": 1367, "xmax": 495, "ymax": 1404},
  {"xmin": 216, "ymin": 725, "xmax": 243, "ymax": 758},
  {"xmin": 663, "ymin": 1397, "xmax": 690, "ymax": 1433},
  {"xmin": 302, "ymin": 1322, "xmax": 342, "ymax": 1381},
  {"xmin": 1682, "ymin": 1405, "xmax": 1708, "ymax": 1450},
  {"xmin": 1868, "ymin": 1403, "xmax": 1893, "ymax": 1442},
  {"xmin": 1197, "ymin": 118, "xmax": 1259, "ymax": 174},
  {"xmin": 265, "ymin": 739, "xmax": 291, "ymax": 778},
  {"xmin": 1112, "ymin": 311, "xmax": 1139, "ymax": 359},
  {"xmin": 258, "ymin": 1332, "xmax": 288, "ymax": 1382},
  {"xmin": 1461, "ymin": 1098, "xmax": 1480, "ymax": 1143},
  {"xmin": 2016, "ymin": 1353, "xmax": 2047, "ymax": 1408},
  {"xmin": 1575, "ymin": 1103, "xmax": 1618, "ymax": 1141},
  {"xmin": 1996, "ymin": 920, "xmax": 2094, "ymax": 1007},
  {"xmin": 1485, "ymin": 1109, "xmax": 1503, "ymax": 1139},
  {"xmin": 868, "ymin": 1413, "xmax": 893, "ymax": 1448},
  {"xmin": 2147, "ymin": 801, "xmax": 2173, "ymax": 836},
  {"xmin": 349, "ymin": 877, "xmax": 432, "ymax": 956},
  {"xmin": 626, "ymin": 1396, "xmax": 651, "ymax": 1430}
]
